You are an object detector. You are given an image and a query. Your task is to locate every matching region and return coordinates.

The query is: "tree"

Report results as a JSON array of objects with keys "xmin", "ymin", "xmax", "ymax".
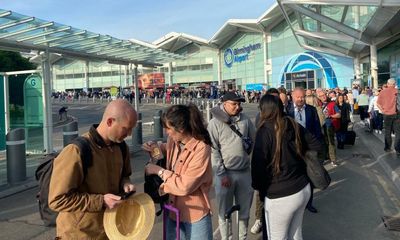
[{"xmin": 0, "ymin": 50, "xmax": 37, "ymax": 71}]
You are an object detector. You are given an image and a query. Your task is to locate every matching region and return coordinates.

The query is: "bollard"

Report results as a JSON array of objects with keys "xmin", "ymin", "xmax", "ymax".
[
  {"xmin": 132, "ymin": 113, "xmax": 143, "ymax": 151},
  {"xmin": 63, "ymin": 121, "xmax": 79, "ymax": 147},
  {"xmin": 153, "ymin": 110, "xmax": 163, "ymax": 139},
  {"xmin": 206, "ymin": 101, "xmax": 211, "ymax": 123},
  {"xmin": 155, "ymin": 96, "xmax": 158, "ymax": 104},
  {"xmin": 78, "ymin": 96, "xmax": 81, "ymax": 103},
  {"xmin": 162, "ymin": 97, "xmax": 166, "ymax": 104},
  {"xmin": 6, "ymin": 128, "xmax": 26, "ymax": 184}
]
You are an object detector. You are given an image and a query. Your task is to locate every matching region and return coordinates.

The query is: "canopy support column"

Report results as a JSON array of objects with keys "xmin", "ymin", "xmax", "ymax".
[
  {"xmin": 353, "ymin": 56, "xmax": 361, "ymax": 80},
  {"xmin": 370, "ymin": 44, "xmax": 378, "ymax": 88},
  {"xmin": 3, "ymin": 75, "xmax": 9, "ymax": 135},
  {"xmin": 84, "ymin": 60, "xmax": 89, "ymax": 92},
  {"xmin": 41, "ymin": 50, "xmax": 53, "ymax": 153},
  {"xmin": 217, "ymin": 49, "xmax": 222, "ymax": 86},
  {"xmin": 167, "ymin": 62, "xmax": 172, "ymax": 86},
  {"xmin": 131, "ymin": 64, "xmax": 139, "ymax": 112}
]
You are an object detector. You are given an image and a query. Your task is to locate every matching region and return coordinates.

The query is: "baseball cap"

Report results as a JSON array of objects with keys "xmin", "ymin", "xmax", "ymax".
[{"xmin": 222, "ymin": 91, "xmax": 245, "ymax": 102}]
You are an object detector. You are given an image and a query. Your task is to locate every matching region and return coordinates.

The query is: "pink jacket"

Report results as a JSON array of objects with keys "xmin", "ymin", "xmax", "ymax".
[{"xmin": 159, "ymin": 137, "xmax": 213, "ymax": 223}]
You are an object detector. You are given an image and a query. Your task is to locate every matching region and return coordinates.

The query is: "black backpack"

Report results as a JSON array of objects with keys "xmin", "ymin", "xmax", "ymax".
[{"xmin": 35, "ymin": 136, "xmax": 127, "ymax": 227}]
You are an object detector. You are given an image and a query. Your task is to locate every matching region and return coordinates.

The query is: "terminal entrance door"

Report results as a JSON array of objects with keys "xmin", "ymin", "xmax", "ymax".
[
  {"xmin": 223, "ymin": 79, "xmax": 236, "ymax": 90},
  {"xmin": 285, "ymin": 70, "xmax": 315, "ymax": 90}
]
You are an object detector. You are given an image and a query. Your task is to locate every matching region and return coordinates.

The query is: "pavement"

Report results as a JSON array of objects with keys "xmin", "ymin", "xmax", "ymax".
[
  {"xmin": 353, "ymin": 119, "xmax": 400, "ymax": 191},
  {"xmin": 1, "ymin": 102, "xmax": 400, "ymax": 239}
]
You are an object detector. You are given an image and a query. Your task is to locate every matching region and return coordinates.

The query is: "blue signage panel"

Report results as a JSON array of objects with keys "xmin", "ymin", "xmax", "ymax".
[{"xmin": 246, "ymin": 83, "xmax": 266, "ymax": 91}]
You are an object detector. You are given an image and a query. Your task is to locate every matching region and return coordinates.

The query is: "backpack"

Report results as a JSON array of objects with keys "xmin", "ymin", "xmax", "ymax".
[{"xmin": 35, "ymin": 136, "xmax": 127, "ymax": 227}]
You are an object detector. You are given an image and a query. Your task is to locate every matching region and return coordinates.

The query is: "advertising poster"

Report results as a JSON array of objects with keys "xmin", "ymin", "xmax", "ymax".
[{"xmin": 138, "ymin": 73, "xmax": 165, "ymax": 89}]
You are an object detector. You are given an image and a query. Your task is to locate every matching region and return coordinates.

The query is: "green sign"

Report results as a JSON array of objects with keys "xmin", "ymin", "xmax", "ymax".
[{"xmin": 24, "ymin": 75, "xmax": 43, "ymax": 126}]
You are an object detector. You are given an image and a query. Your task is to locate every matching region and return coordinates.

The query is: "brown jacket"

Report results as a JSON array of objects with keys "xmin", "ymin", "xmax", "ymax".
[
  {"xmin": 49, "ymin": 126, "xmax": 132, "ymax": 239},
  {"xmin": 159, "ymin": 137, "xmax": 213, "ymax": 223}
]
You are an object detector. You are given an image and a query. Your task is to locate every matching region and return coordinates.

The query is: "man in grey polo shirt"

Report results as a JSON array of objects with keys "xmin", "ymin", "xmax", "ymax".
[{"xmin": 208, "ymin": 91, "xmax": 256, "ymax": 240}]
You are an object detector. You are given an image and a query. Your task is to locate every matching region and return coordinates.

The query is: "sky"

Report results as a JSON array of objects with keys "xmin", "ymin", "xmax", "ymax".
[{"xmin": 1, "ymin": 0, "xmax": 275, "ymax": 43}]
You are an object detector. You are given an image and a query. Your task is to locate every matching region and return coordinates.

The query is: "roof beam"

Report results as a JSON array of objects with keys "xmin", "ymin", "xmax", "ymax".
[
  {"xmin": 340, "ymin": 6, "xmax": 349, "ymax": 23},
  {"xmin": 0, "ymin": 11, "xmax": 12, "ymax": 18},
  {"xmin": 295, "ymin": 29, "xmax": 367, "ymax": 45},
  {"xmin": 73, "ymin": 36, "xmax": 112, "ymax": 49},
  {"xmin": 16, "ymin": 26, "xmax": 71, "ymax": 42},
  {"xmin": 286, "ymin": 4, "xmax": 372, "ymax": 44},
  {"xmin": 301, "ymin": 44, "xmax": 350, "ymax": 57},
  {"xmin": 50, "ymin": 34, "xmax": 100, "ymax": 47},
  {"xmin": 300, "ymin": 34, "xmax": 355, "ymax": 57},
  {"xmin": 0, "ymin": 17, "xmax": 34, "ymax": 30},
  {"xmin": 0, "ymin": 21, "xmax": 54, "ymax": 39},
  {"xmin": 33, "ymin": 30, "xmax": 86, "ymax": 45},
  {"xmin": 83, "ymin": 40, "xmax": 124, "ymax": 53}
]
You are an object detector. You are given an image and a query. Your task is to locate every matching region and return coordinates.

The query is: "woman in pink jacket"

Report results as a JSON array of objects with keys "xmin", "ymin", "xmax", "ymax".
[{"xmin": 144, "ymin": 104, "xmax": 213, "ymax": 240}]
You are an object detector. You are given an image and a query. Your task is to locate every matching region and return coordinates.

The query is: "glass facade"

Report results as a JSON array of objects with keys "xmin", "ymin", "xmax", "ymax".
[
  {"xmin": 221, "ymin": 32, "xmax": 265, "ymax": 90},
  {"xmin": 381, "ymin": 39, "xmax": 400, "ymax": 86},
  {"xmin": 270, "ymin": 16, "xmax": 354, "ymax": 89},
  {"xmin": 53, "ymin": 59, "xmax": 129, "ymax": 92},
  {"xmin": 163, "ymin": 44, "xmax": 218, "ymax": 87}
]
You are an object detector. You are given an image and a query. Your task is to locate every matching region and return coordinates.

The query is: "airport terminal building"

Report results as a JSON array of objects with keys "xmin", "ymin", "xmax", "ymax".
[{"xmin": 51, "ymin": 1, "xmax": 400, "ymax": 92}]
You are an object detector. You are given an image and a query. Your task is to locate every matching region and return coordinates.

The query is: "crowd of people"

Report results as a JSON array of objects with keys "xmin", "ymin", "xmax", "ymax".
[{"xmin": 47, "ymin": 77, "xmax": 400, "ymax": 240}]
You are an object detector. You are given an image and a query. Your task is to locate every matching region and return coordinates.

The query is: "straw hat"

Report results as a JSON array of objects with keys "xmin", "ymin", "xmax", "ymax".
[{"xmin": 103, "ymin": 193, "xmax": 155, "ymax": 240}]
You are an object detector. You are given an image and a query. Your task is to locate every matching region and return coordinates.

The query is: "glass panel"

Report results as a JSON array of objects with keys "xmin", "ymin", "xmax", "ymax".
[
  {"xmin": 343, "ymin": 6, "xmax": 378, "ymax": 30},
  {"xmin": 302, "ymin": 15, "xmax": 317, "ymax": 32},
  {"xmin": 320, "ymin": 39, "xmax": 353, "ymax": 50},
  {"xmin": 320, "ymin": 23, "xmax": 338, "ymax": 33},
  {"xmin": 321, "ymin": 5, "xmax": 345, "ymax": 22}
]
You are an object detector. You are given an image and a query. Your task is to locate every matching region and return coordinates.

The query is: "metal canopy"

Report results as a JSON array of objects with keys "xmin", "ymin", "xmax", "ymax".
[
  {"xmin": 276, "ymin": 0, "xmax": 400, "ymax": 57},
  {"xmin": 0, "ymin": 9, "xmax": 185, "ymax": 66},
  {"xmin": 153, "ymin": 32, "xmax": 209, "ymax": 52},
  {"xmin": 209, "ymin": 19, "xmax": 263, "ymax": 48}
]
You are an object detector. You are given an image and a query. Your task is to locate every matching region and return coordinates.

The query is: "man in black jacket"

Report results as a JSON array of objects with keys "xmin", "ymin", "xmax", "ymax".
[{"xmin": 287, "ymin": 87, "xmax": 322, "ymax": 213}]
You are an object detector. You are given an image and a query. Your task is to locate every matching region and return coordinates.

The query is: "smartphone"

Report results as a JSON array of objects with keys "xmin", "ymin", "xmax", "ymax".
[{"xmin": 120, "ymin": 190, "xmax": 136, "ymax": 200}]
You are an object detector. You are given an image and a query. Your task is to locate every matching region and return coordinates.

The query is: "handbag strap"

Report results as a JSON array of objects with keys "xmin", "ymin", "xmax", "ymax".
[{"xmin": 229, "ymin": 124, "xmax": 244, "ymax": 138}]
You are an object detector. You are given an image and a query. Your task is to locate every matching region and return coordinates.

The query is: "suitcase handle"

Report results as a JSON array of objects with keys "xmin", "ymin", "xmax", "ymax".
[
  {"xmin": 225, "ymin": 204, "xmax": 240, "ymax": 220},
  {"xmin": 163, "ymin": 204, "xmax": 180, "ymax": 240}
]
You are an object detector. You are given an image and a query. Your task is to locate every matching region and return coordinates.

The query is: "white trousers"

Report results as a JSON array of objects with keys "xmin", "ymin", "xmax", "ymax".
[{"xmin": 264, "ymin": 183, "xmax": 311, "ymax": 240}]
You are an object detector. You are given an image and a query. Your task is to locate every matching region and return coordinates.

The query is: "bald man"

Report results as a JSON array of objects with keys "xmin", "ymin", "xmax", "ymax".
[{"xmin": 49, "ymin": 99, "xmax": 137, "ymax": 239}]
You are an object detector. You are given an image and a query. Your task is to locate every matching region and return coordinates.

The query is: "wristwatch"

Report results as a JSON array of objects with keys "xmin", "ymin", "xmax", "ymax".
[{"xmin": 158, "ymin": 169, "xmax": 165, "ymax": 178}]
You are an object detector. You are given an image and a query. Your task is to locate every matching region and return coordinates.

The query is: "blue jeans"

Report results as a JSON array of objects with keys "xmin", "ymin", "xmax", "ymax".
[{"xmin": 166, "ymin": 214, "xmax": 212, "ymax": 240}]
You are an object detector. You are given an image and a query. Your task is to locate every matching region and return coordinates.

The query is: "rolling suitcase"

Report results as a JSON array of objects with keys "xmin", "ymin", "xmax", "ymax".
[
  {"xmin": 344, "ymin": 130, "xmax": 356, "ymax": 145},
  {"xmin": 163, "ymin": 204, "xmax": 180, "ymax": 240},
  {"xmin": 224, "ymin": 204, "xmax": 241, "ymax": 240}
]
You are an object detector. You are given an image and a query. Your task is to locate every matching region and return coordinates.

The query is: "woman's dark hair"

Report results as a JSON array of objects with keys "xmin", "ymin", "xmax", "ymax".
[
  {"xmin": 258, "ymin": 94, "xmax": 302, "ymax": 175},
  {"xmin": 266, "ymin": 88, "xmax": 280, "ymax": 95},
  {"xmin": 336, "ymin": 93, "xmax": 345, "ymax": 105},
  {"xmin": 161, "ymin": 104, "xmax": 212, "ymax": 145}
]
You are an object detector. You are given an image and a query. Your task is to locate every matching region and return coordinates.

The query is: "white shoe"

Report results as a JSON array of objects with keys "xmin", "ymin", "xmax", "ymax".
[
  {"xmin": 392, "ymin": 133, "xmax": 396, "ymax": 137},
  {"xmin": 374, "ymin": 130, "xmax": 378, "ymax": 134},
  {"xmin": 379, "ymin": 130, "xmax": 382, "ymax": 134},
  {"xmin": 250, "ymin": 219, "xmax": 262, "ymax": 234}
]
